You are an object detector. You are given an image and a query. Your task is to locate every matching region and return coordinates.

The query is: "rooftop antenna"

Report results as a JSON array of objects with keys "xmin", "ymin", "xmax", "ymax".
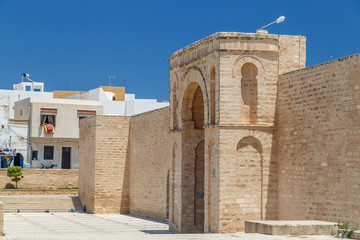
[
  {"xmin": 108, "ymin": 75, "xmax": 116, "ymax": 86},
  {"xmin": 260, "ymin": 16, "xmax": 286, "ymax": 30}
]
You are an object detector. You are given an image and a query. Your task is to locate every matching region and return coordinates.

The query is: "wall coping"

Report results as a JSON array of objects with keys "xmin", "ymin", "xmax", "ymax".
[
  {"xmin": 0, "ymin": 189, "xmax": 78, "ymax": 195},
  {"xmin": 281, "ymin": 52, "xmax": 360, "ymax": 77}
]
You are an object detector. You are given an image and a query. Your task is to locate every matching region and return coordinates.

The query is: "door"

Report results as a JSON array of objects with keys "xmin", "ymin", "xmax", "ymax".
[{"xmin": 61, "ymin": 147, "xmax": 71, "ymax": 169}]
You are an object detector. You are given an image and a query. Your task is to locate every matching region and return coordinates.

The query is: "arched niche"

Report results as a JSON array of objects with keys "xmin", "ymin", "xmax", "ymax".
[
  {"xmin": 233, "ymin": 56, "xmax": 266, "ymax": 124},
  {"xmin": 235, "ymin": 136, "xmax": 263, "ymax": 232}
]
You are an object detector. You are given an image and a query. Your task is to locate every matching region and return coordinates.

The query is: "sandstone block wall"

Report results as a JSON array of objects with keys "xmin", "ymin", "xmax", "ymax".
[
  {"xmin": 217, "ymin": 128, "xmax": 278, "ymax": 233},
  {"xmin": 0, "ymin": 201, "xmax": 3, "ymax": 235},
  {"xmin": 278, "ymin": 54, "xmax": 360, "ymax": 225},
  {"xmin": 0, "ymin": 169, "xmax": 78, "ymax": 189},
  {"xmin": 128, "ymin": 107, "xmax": 171, "ymax": 220},
  {"xmin": 79, "ymin": 116, "xmax": 131, "ymax": 214},
  {"xmin": 78, "ymin": 116, "xmax": 96, "ymax": 212}
]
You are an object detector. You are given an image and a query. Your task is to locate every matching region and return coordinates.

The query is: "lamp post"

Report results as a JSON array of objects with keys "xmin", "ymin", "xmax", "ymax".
[{"xmin": 260, "ymin": 16, "xmax": 286, "ymax": 30}]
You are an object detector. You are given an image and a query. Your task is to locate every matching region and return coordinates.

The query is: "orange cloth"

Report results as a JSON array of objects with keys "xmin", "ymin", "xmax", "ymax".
[
  {"xmin": 46, "ymin": 124, "xmax": 53, "ymax": 131},
  {"xmin": 43, "ymin": 124, "xmax": 55, "ymax": 134}
]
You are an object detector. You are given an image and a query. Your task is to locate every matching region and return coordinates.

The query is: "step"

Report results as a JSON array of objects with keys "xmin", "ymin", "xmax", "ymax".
[
  {"xmin": 245, "ymin": 220, "xmax": 338, "ymax": 235},
  {"xmin": 0, "ymin": 195, "xmax": 82, "ymax": 213}
]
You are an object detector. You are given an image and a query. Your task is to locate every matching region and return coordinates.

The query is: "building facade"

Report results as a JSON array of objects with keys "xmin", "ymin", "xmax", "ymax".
[
  {"xmin": 0, "ymin": 81, "xmax": 53, "ymax": 168},
  {"xmin": 14, "ymin": 97, "xmax": 102, "ymax": 169}
]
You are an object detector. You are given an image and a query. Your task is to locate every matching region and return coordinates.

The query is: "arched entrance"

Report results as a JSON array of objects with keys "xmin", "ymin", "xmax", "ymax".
[{"xmin": 180, "ymin": 81, "xmax": 206, "ymax": 233}]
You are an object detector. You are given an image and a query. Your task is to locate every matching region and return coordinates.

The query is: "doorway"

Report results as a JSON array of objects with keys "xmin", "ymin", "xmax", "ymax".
[
  {"xmin": 181, "ymin": 81, "xmax": 205, "ymax": 232},
  {"xmin": 61, "ymin": 147, "xmax": 71, "ymax": 169},
  {"xmin": 14, "ymin": 153, "xmax": 23, "ymax": 168}
]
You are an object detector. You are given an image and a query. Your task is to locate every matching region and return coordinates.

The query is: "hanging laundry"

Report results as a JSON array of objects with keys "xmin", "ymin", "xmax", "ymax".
[{"xmin": 43, "ymin": 124, "xmax": 55, "ymax": 134}]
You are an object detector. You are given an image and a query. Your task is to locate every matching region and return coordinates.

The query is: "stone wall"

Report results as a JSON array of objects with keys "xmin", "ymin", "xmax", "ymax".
[
  {"xmin": 78, "ymin": 116, "xmax": 96, "ymax": 212},
  {"xmin": 278, "ymin": 54, "xmax": 360, "ymax": 225},
  {"xmin": 128, "ymin": 107, "xmax": 171, "ymax": 220},
  {"xmin": 78, "ymin": 115, "xmax": 131, "ymax": 214},
  {"xmin": 0, "ymin": 169, "xmax": 78, "ymax": 189}
]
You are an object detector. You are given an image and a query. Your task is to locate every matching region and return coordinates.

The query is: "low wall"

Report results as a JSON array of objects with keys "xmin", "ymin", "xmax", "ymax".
[
  {"xmin": 0, "ymin": 169, "xmax": 78, "ymax": 189},
  {"xmin": 0, "ymin": 189, "xmax": 78, "ymax": 195}
]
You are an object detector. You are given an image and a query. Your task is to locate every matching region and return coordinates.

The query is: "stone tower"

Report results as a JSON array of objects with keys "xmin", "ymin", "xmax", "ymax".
[{"xmin": 168, "ymin": 31, "xmax": 306, "ymax": 233}]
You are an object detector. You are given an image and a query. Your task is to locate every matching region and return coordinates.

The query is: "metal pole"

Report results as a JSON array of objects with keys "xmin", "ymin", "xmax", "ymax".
[{"xmin": 27, "ymin": 104, "xmax": 32, "ymax": 167}]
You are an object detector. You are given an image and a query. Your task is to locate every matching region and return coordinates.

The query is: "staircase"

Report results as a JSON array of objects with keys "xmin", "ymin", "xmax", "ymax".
[{"xmin": 0, "ymin": 195, "xmax": 82, "ymax": 213}]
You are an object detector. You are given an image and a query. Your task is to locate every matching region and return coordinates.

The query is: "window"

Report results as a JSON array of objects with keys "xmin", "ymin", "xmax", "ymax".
[
  {"xmin": 41, "ymin": 114, "xmax": 56, "ymax": 127},
  {"xmin": 40, "ymin": 108, "xmax": 57, "ymax": 127},
  {"xmin": 25, "ymin": 86, "xmax": 31, "ymax": 91},
  {"xmin": 77, "ymin": 110, "xmax": 96, "ymax": 120},
  {"xmin": 44, "ymin": 146, "xmax": 54, "ymax": 160},
  {"xmin": 32, "ymin": 150, "xmax": 39, "ymax": 160}
]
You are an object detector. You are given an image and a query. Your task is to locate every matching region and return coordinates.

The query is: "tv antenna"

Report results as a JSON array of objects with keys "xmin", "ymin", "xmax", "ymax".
[{"xmin": 108, "ymin": 75, "xmax": 116, "ymax": 86}]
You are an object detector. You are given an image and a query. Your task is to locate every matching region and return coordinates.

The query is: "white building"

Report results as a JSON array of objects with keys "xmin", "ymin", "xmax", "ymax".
[
  {"xmin": 1, "ymin": 79, "xmax": 168, "ymax": 169},
  {"xmin": 64, "ymin": 87, "xmax": 169, "ymax": 116},
  {"xmin": 0, "ymin": 81, "xmax": 53, "ymax": 168},
  {"xmin": 14, "ymin": 97, "xmax": 102, "ymax": 169}
]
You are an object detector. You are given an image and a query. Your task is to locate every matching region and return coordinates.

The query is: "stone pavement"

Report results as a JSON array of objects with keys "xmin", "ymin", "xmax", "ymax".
[{"xmin": 1, "ymin": 213, "xmax": 337, "ymax": 240}]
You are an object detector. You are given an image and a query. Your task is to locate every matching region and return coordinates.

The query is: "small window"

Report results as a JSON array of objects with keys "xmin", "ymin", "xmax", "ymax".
[
  {"xmin": 32, "ymin": 150, "xmax": 39, "ymax": 160},
  {"xmin": 41, "ymin": 114, "xmax": 56, "ymax": 127},
  {"xmin": 112, "ymin": 96, "xmax": 116, "ymax": 101},
  {"xmin": 79, "ymin": 116, "xmax": 91, "ymax": 120},
  {"xmin": 25, "ymin": 86, "xmax": 31, "ymax": 91},
  {"xmin": 44, "ymin": 146, "xmax": 54, "ymax": 160}
]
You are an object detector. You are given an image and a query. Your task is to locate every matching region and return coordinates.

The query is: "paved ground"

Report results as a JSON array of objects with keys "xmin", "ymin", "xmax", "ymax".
[{"xmin": 1, "ymin": 213, "xmax": 338, "ymax": 240}]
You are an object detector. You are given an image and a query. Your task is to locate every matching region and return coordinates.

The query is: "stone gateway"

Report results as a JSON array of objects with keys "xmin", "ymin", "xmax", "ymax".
[{"xmin": 78, "ymin": 31, "xmax": 360, "ymax": 234}]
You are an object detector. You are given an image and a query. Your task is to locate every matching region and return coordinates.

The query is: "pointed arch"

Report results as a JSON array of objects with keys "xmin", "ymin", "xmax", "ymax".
[
  {"xmin": 170, "ymin": 73, "xmax": 179, "ymax": 130},
  {"xmin": 179, "ymin": 67, "xmax": 209, "ymax": 128}
]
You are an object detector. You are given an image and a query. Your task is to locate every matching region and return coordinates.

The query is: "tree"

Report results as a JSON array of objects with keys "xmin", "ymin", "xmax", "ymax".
[{"xmin": 7, "ymin": 166, "xmax": 23, "ymax": 189}]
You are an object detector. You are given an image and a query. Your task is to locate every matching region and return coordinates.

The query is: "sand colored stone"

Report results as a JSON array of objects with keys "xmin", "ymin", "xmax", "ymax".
[
  {"xmin": 77, "ymin": 31, "xmax": 360, "ymax": 234},
  {"xmin": 0, "ymin": 169, "xmax": 77, "ymax": 189}
]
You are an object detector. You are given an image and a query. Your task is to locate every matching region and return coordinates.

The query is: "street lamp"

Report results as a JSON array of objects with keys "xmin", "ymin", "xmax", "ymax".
[{"xmin": 260, "ymin": 16, "xmax": 286, "ymax": 30}]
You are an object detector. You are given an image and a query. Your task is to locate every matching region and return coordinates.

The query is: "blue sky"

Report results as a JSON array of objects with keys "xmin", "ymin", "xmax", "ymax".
[{"xmin": 0, "ymin": 0, "xmax": 359, "ymax": 101}]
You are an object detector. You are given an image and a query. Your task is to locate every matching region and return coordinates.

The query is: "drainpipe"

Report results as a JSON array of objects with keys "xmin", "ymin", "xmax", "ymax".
[{"xmin": 26, "ymin": 104, "xmax": 32, "ymax": 167}]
